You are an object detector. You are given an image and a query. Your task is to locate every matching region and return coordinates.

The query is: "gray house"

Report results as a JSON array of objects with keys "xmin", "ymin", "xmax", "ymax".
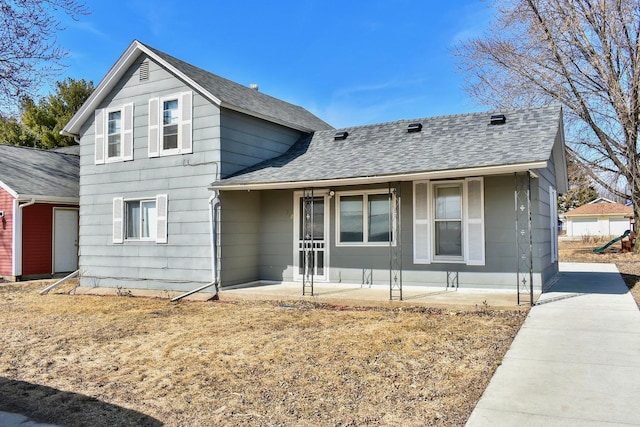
[{"xmin": 63, "ymin": 40, "xmax": 567, "ymax": 301}]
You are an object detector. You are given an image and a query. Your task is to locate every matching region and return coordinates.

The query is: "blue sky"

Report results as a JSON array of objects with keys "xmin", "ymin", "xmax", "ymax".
[{"xmin": 55, "ymin": 0, "xmax": 494, "ymax": 128}]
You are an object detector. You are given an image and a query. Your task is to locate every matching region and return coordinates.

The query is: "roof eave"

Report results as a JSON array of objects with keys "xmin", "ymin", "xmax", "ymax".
[
  {"xmin": 210, "ymin": 161, "xmax": 548, "ymax": 191},
  {"xmin": 16, "ymin": 195, "xmax": 79, "ymax": 204}
]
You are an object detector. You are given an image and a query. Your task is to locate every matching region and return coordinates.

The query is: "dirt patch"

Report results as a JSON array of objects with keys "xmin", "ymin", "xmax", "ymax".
[
  {"xmin": 0, "ymin": 282, "xmax": 526, "ymax": 426},
  {"xmin": 559, "ymin": 239, "xmax": 640, "ymax": 305}
]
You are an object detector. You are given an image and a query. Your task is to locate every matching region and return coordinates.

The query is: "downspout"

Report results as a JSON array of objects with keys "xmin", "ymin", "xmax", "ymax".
[
  {"xmin": 14, "ymin": 198, "xmax": 36, "ymax": 278},
  {"xmin": 209, "ymin": 190, "xmax": 221, "ymax": 295}
]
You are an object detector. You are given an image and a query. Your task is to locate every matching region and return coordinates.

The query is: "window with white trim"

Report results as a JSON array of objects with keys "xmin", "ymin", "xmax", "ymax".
[
  {"xmin": 126, "ymin": 199, "xmax": 157, "ymax": 240},
  {"xmin": 148, "ymin": 92, "xmax": 192, "ymax": 157},
  {"xmin": 94, "ymin": 103, "xmax": 134, "ymax": 164},
  {"xmin": 112, "ymin": 195, "xmax": 168, "ymax": 244},
  {"xmin": 549, "ymin": 186, "xmax": 558, "ymax": 262},
  {"xmin": 107, "ymin": 110, "xmax": 122, "ymax": 158},
  {"xmin": 413, "ymin": 178, "xmax": 485, "ymax": 265},
  {"xmin": 336, "ymin": 191, "xmax": 394, "ymax": 245}
]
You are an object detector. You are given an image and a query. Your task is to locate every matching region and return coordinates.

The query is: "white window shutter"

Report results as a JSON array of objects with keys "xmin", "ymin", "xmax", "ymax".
[
  {"xmin": 550, "ymin": 186, "xmax": 558, "ymax": 262},
  {"xmin": 179, "ymin": 91, "xmax": 193, "ymax": 154},
  {"xmin": 465, "ymin": 177, "xmax": 485, "ymax": 265},
  {"xmin": 413, "ymin": 180, "xmax": 431, "ymax": 264},
  {"xmin": 94, "ymin": 109, "xmax": 105, "ymax": 164},
  {"xmin": 148, "ymin": 97, "xmax": 160, "ymax": 157},
  {"xmin": 156, "ymin": 194, "xmax": 168, "ymax": 244},
  {"xmin": 112, "ymin": 197, "xmax": 124, "ymax": 244},
  {"xmin": 122, "ymin": 103, "xmax": 134, "ymax": 161}
]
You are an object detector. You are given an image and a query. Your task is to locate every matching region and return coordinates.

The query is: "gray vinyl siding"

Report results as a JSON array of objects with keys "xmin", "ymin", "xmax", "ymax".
[
  {"xmin": 219, "ymin": 190, "xmax": 261, "ymax": 285},
  {"xmin": 78, "ymin": 55, "xmax": 220, "ymax": 291},
  {"xmin": 220, "ymin": 109, "xmax": 305, "ymax": 178}
]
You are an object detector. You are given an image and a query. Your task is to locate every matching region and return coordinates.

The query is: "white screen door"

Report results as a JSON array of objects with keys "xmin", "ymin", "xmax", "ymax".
[{"xmin": 294, "ymin": 195, "xmax": 328, "ymax": 281}]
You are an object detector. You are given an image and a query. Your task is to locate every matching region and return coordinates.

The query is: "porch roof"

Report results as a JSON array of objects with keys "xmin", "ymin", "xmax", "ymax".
[{"xmin": 211, "ymin": 105, "xmax": 564, "ymax": 191}]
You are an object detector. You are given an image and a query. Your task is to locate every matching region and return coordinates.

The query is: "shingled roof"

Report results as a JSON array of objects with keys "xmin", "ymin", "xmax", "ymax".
[
  {"xmin": 213, "ymin": 105, "xmax": 565, "ymax": 190},
  {"xmin": 565, "ymin": 201, "xmax": 632, "ymax": 217},
  {"xmin": 0, "ymin": 144, "xmax": 79, "ymax": 200},
  {"xmin": 63, "ymin": 40, "xmax": 332, "ymax": 136}
]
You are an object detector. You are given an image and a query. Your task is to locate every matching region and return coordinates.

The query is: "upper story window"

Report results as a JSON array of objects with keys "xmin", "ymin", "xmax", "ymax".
[
  {"xmin": 94, "ymin": 103, "xmax": 134, "ymax": 164},
  {"xmin": 162, "ymin": 99, "xmax": 179, "ymax": 151},
  {"xmin": 107, "ymin": 110, "xmax": 122, "ymax": 158},
  {"xmin": 148, "ymin": 92, "xmax": 192, "ymax": 157},
  {"xmin": 336, "ymin": 191, "xmax": 394, "ymax": 246}
]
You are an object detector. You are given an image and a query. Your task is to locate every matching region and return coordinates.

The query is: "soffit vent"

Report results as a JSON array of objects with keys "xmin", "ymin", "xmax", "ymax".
[
  {"xmin": 334, "ymin": 131, "xmax": 349, "ymax": 140},
  {"xmin": 139, "ymin": 60, "xmax": 150, "ymax": 82},
  {"xmin": 489, "ymin": 114, "xmax": 506, "ymax": 125},
  {"xmin": 407, "ymin": 123, "xmax": 423, "ymax": 133}
]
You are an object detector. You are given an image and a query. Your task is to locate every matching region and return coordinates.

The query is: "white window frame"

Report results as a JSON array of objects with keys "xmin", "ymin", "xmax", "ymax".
[
  {"xmin": 105, "ymin": 107, "xmax": 123, "ymax": 162},
  {"xmin": 413, "ymin": 178, "xmax": 485, "ymax": 265},
  {"xmin": 124, "ymin": 198, "xmax": 157, "ymax": 241},
  {"xmin": 549, "ymin": 186, "xmax": 558, "ymax": 263},
  {"xmin": 160, "ymin": 94, "xmax": 180, "ymax": 156},
  {"xmin": 335, "ymin": 189, "xmax": 396, "ymax": 247},
  {"xmin": 148, "ymin": 91, "xmax": 193, "ymax": 158},
  {"xmin": 95, "ymin": 103, "xmax": 134, "ymax": 164},
  {"xmin": 432, "ymin": 181, "xmax": 464, "ymax": 262},
  {"xmin": 112, "ymin": 194, "xmax": 168, "ymax": 244}
]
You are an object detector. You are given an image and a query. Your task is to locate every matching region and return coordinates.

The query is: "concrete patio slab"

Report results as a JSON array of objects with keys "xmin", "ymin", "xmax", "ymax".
[{"xmin": 466, "ymin": 262, "xmax": 640, "ymax": 426}]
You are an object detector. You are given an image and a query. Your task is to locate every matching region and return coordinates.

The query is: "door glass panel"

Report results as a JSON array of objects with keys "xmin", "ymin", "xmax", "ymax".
[
  {"xmin": 316, "ymin": 251, "xmax": 324, "ymax": 275},
  {"xmin": 299, "ymin": 197, "xmax": 324, "ymax": 240}
]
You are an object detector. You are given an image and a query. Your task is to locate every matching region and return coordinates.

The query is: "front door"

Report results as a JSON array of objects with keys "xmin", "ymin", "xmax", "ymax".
[
  {"xmin": 53, "ymin": 208, "xmax": 79, "ymax": 273},
  {"xmin": 294, "ymin": 194, "xmax": 329, "ymax": 281}
]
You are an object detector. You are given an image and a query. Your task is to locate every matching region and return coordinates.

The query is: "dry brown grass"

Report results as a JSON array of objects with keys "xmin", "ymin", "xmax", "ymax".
[
  {"xmin": 559, "ymin": 239, "xmax": 640, "ymax": 305},
  {"xmin": 0, "ymin": 281, "xmax": 526, "ymax": 426}
]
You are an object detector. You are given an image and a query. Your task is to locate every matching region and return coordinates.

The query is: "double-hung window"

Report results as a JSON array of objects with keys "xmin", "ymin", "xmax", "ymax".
[
  {"xmin": 148, "ymin": 92, "xmax": 192, "ymax": 157},
  {"xmin": 94, "ymin": 103, "xmax": 134, "ymax": 164},
  {"xmin": 107, "ymin": 110, "xmax": 122, "ymax": 158},
  {"xmin": 337, "ymin": 191, "xmax": 394, "ymax": 245},
  {"xmin": 413, "ymin": 178, "xmax": 484, "ymax": 265},
  {"xmin": 112, "ymin": 195, "xmax": 168, "ymax": 244}
]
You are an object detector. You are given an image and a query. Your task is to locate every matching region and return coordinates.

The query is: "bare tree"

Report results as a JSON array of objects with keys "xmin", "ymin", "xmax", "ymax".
[
  {"xmin": 455, "ymin": 0, "xmax": 640, "ymax": 242},
  {"xmin": 0, "ymin": 0, "xmax": 90, "ymax": 110}
]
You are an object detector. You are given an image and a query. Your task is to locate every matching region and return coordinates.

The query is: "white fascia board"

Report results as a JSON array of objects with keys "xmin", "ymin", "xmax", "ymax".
[
  {"xmin": 0, "ymin": 180, "xmax": 18, "ymax": 198},
  {"xmin": 16, "ymin": 195, "xmax": 79, "ymax": 205},
  {"xmin": 62, "ymin": 40, "xmax": 223, "ymax": 137},
  {"xmin": 210, "ymin": 161, "xmax": 548, "ymax": 191}
]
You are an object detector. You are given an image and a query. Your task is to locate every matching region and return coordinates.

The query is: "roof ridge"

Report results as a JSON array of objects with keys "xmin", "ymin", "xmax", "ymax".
[{"xmin": 327, "ymin": 104, "xmax": 562, "ymax": 132}]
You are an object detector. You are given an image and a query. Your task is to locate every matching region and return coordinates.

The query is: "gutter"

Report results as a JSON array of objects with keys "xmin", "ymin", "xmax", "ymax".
[{"xmin": 210, "ymin": 161, "xmax": 548, "ymax": 191}]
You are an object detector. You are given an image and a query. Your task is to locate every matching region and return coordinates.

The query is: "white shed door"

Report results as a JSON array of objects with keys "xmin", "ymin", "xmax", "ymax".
[
  {"xmin": 53, "ymin": 208, "xmax": 79, "ymax": 273},
  {"xmin": 570, "ymin": 218, "xmax": 599, "ymax": 236},
  {"xmin": 609, "ymin": 218, "xmax": 631, "ymax": 236}
]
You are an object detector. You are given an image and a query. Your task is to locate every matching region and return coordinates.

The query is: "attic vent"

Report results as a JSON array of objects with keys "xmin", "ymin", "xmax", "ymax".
[
  {"xmin": 334, "ymin": 131, "xmax": 349, "ymax": 140},
  {"xmin": 139, "ymin": 61, "xmax": 150, "ymax": 82},
  {"xmin": 249, "ymin": 83, "xmax": 259, "ymax": 91},
  {"xmin": 407, "ymin": 123, "xmax": 423, "ymax": 133},
  {"xmin": 489, "ymin": 114, "xmax": 506, "ymax": 125}
]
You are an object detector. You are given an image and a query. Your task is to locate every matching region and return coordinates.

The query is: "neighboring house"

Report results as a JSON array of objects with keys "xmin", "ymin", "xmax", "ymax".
[
  {"xmin": 0, "ymin": 144, "xmax": 80, "ymax": 280},
  {"xmin": 564, "ymin": 198, "xmax": 632, "ymax": 237},
  {"xmin": 62, "ymin": 40, "xmax": 567, "ymax": 297}
]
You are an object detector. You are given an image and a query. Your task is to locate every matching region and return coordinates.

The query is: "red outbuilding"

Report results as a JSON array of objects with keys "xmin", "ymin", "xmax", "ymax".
[{"xmin": 0, "ymin": 144, "xmax": 79, "ymax": 280}]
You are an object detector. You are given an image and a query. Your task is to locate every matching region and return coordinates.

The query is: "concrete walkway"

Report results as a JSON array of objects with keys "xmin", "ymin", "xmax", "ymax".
[{"xmin": 466, "ymin": 262, "xmax": 640, "ymax": 426}]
